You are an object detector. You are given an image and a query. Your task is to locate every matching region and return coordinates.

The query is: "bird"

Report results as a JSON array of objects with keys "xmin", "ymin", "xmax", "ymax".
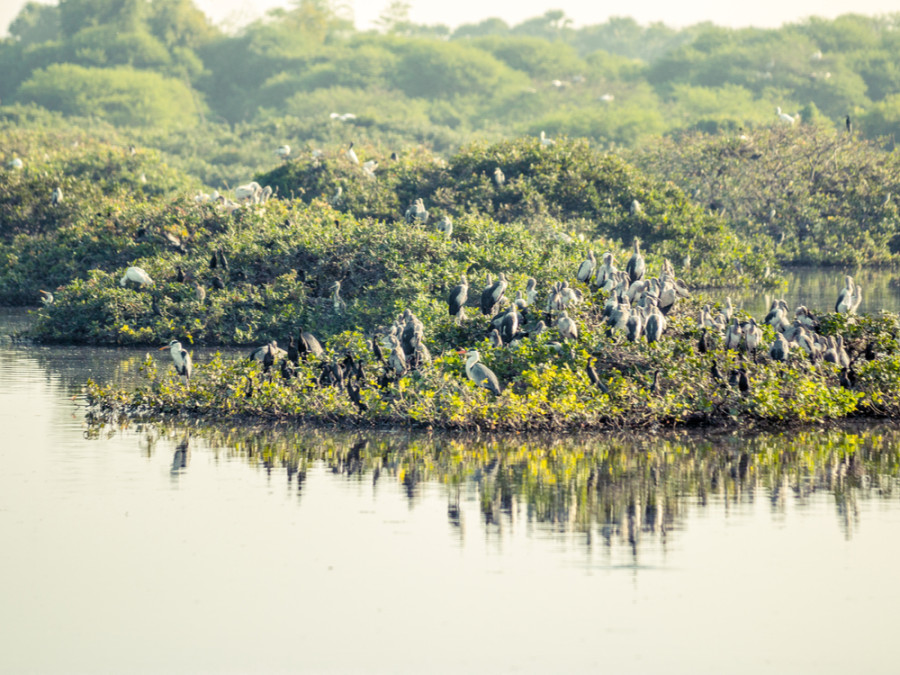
[
  {"xmin": 10, "ymin": 157, "xmax": 23, "ymax": 169},
  {"xmin": 298, "ymin": 328, "xmax": 324, "ymax": 360},
  {"xmin": 436, "ymin": 214, "xmax": 453, "ymax": 238},
  {"xmin": 480, "ymin": 272, "xmax": 507, "ymax": 315},
  {"xmin": 211, "ymin": 276, "xmax": 225, "ymax": 291},
  {"xmin": 499, "ymin": 304, "xmax": 519, "ymax": 344},
  {"xmin": 576, "ymin": 251, "xmax": 596, "ymax": 283},
  {"xmin": 556, "ymin": 310, "xmax": 578, "ymax": 341},
  {"xmin": 347, "ymin": 382, "xmax": 368, "ymax": 413},
  {"xmin": 697, "ymin": 327, "xmax": 710, "ymax": 354},
  {"xmin": 120, "ymin": 266, "xmax": 153, "ymax": 287},
  {"xmin": 540, "ymin": 130, "xmax": 554, "ymax": 147},
  {"xmin": 346, "ymin": 142, "xmax": 359, "ymax": 165},
  {"xmin": 331, "ymin": 280, "xmax": 346, "ymax": 313},
  {"xmin": 388, "ymin": 334, "xmax": 407, "ymax": 375},
  {"xmin": 275, "ymin": 145, "xmax": 291, "ymax": 159},
  {"xmin": 448, "ymin": 274, "xmax": 468, "ymax": 323},
  {"xmin": 525, "ymin": 278, "xmax": 538, "ymax": 306},
  {"xmin": 776, "ymin": 107, "xmax": 795, "ymax": 124},
  {"xmin": 234, "ymin": 181, "xmax": 261, "ymax": 201},
  {"xmin": 724, "ymin": 317, "xmax": 743, "ymax": 351},
  {"xmin": 464, "ymin": 349, "xmax": 502, "ymax": 395},
  {"xmin": 248, "ymin": 341, "xmax": 286, "ymax": 363},
  {"xmin": 405, "ymin": 198, "xmax": 428, "ymax": 226},
  {"xmin": 835, "ymin": 276, "xmax": 856, "ymax": 314},
  {"xmin": 330, "ymin": 112, "xmax": 357, "ymax": 122},
  {"xmin": 630, "ymin": 199, "xmax": 642, "ymax": 215},
  {"xmin": 362, "ymin": 159, "xmax": 378, "ymax": 178},
  {"xmin": 737, "ymin": 368, "xmax": 750, "ymax": 395},
  {"xmin": 770, "ymin": 333, "xmax": 789, "ymax": 362},
  {"xmin": 192, "ymin": 280, "xmax": 206, "ymax": 303},
  {"xmin": 493, "ymin": 167, "xmax": 505, "ymax": 187},
  {"xmin": 845, "ymin": 115, "xmax": 852, "ymax": 134},
  {"xmin": 160, "ymin": 339, "xmax": 192, "ymax": 381},
  {"xmin": 51, "ymin": 187, "xmax": 63, "ymax": 205},
  {"xmin": 39, "ymin": 289, "xmax": 54, "ymax": 305},
  {"xmin": 330, "ymin": 185, "xmax": 343, "ymax": 206},
  {"xmin": 625, "ymin": 237, "xmax": 645, "ymax": 282}
]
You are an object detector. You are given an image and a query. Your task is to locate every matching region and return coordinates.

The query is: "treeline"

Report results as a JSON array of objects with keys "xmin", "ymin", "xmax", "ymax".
[{"xmin": 1, "ymin": 2, "xmax": 899, "ymax": 186}]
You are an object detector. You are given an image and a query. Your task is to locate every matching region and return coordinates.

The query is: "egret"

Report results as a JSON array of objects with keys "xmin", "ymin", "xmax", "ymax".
[
  {"xmin": 776, "ymin": 107, "xmax": 796, "ymax": 124},
  {"xmin": 630, "ymin": 199, "xmax": 642, "ymax": 215},
  {"xmin": 120, "ymin": 266, "xmax": 153, "ymax": 287},
  {"xmin": 493, "ymin": 167, "xmax": 505, "ymax": 187},
  {"xmin": 51, "ymin": 187, "xmax": 63, "ymax": 205},
  {"xmin": 362, "ymin": 159, "xmax": 378, "ymax": 178},
  {"xmin": 448, "ymin": 274, "xmax": 468, "ymax": 323},
  {"xmin": 330, "ymin": 112, "xmax": 357, "ymax": 122},
  {"xmin": 275, "ymin": 145, "xmax": 291, "ymax": 159},
  {"xmin": 160, "ymin": 339, "xmax": 192, "ymax": 381},
  {"xmin": 39, "ymin": 289, "xmax": 54, "ymax": 305},
  {"xmin": 346, "ymin": 142, "xmax": 359, "ymax": 165},
  {"xmin": 10, "ymin": 157, "xmax": 23, "ymax": 169},
  {"xmin": 540, "ymin": 131, "xmax": 554, "ymax": 147},
  {"xmin": 464, "ymin": 349, "xmax": 502, "ymax": 395},
  {"xmin": 625, "ymin": 237, "xmax": 645, "ymax": 282}
]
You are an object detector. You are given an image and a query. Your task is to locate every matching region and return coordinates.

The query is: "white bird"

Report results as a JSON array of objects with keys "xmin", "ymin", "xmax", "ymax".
[
  {"xmin": 436, "ymin": 214, "xmax": 453, "ymax": 238},
  {"xmin": 51, "ymin": 187, "xmax": 63, "ymax": 205},
  {"xmin": 120, "ymin": 266, "xmax": 153, "ymax": 287},
  {"xmin": 525, "ymin": 278, "xmax": 538, "ymax": 306},
  {"xmin": 331, "ymin": 185, "xmax": 343, "ymax": 206},
  {"xmin": 493, "ymin": 167, "xmax": 505, "ymax": 186},
  {"xmin": 235, "ymin": 181, "xmax": 261, "ymax": 201},
  {"xmin": 835, "ymin": 276, "xmax": 855, "ymax": 314},
  {"xmin": 599, "ymin": 93, "xmax": 615, "ymax": 103},
  {"xmin": 362, "ymin": 159, "xmax": 378, "ymax": 178},
  {"xmin": 331, "ymin": 280, "xmax": 346, "ymax": 313},
  {"xmin": 160, "ymin": 339, "xmax": 192, "ymax": 381},
  {"xmin": 10, "ymin": 157, "xmax": 23, "ymax": 169},
  {"xmin": 540, "ymin": 130, "xmax": 555, "ymax": 147},
  {"xmin": 630, "ymin": 199, "xmax": 642, "ymax": 215},
  {"xmin": 464, "ymin": 349, "xmax": 502, "ymax": 395},
  {"xmin": 346, "ymin": 142, "xmax": 359, "ymax": 165},
  {"xmin": 275, "ymin": 145, "xmax": 291, "ymax": 158},
  {"xmin": 330, "ymin": 112, "xmax": 357, "ymax": 122},
  {"xmin": 776, "ymin": 107, "xmax": 796, "ymax": 124}
]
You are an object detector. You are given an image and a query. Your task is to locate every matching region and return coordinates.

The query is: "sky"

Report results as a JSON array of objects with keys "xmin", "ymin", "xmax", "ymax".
[{"xmin": 2, "ymin": 0, "xmax": 899, "ymax": 37}]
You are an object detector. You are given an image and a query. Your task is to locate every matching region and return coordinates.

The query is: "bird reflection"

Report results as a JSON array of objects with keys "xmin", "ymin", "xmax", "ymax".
[{"xmin": 171, "ymin": 436, "xmax": 191, "ymax": 473}]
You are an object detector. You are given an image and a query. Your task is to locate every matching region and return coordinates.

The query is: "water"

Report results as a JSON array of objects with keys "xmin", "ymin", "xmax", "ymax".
[{"xmin": 2, "ymin": 266, "xmax": 900, "ymax": 673}]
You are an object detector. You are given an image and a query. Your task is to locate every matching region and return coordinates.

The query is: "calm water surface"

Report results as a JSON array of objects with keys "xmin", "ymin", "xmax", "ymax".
[{"xmin": 2, "ymin": 268, "xmax": 900, "ymax": 674}]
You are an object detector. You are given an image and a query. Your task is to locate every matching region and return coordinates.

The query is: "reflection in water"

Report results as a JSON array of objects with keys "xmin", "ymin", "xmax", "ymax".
[{"xmin": 117, "ymin": 423, "xmax": 900, "ymax": 551}]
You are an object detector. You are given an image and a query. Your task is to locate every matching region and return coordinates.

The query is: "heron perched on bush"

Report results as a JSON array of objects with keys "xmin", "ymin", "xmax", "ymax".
[
  {"xmin": 120, "ymin": 266, "xmax": 153, "ymax": 287},
  {"xmin": 464, "ymin": 349, "xmax": 502, "ymax": 395}
]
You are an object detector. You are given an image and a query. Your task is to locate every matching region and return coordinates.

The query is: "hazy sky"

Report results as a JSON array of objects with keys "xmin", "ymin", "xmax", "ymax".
[{"xmin": 3, "ymin": 0, "xmax": 899, "ymax": 37}]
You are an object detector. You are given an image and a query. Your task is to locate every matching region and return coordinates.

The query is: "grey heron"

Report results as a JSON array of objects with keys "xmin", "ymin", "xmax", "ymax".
[
  {"xmin": 160, "ymin": 339, "xmax": 192, "ymax": 381},
  {"xmin": 464, "ymin": 349, "xmax": 502, "ymax": 395}
]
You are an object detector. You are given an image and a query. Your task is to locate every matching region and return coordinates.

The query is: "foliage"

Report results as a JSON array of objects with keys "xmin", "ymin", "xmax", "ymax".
[{"xmin": 632, "ymin": 125, "xmax": 900, "ymax": 265}]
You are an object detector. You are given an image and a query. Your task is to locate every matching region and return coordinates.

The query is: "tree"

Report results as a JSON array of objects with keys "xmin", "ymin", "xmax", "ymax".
[{"xmin": 8, "ymin": 2, "xmax": 61, "ymax": 46}]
